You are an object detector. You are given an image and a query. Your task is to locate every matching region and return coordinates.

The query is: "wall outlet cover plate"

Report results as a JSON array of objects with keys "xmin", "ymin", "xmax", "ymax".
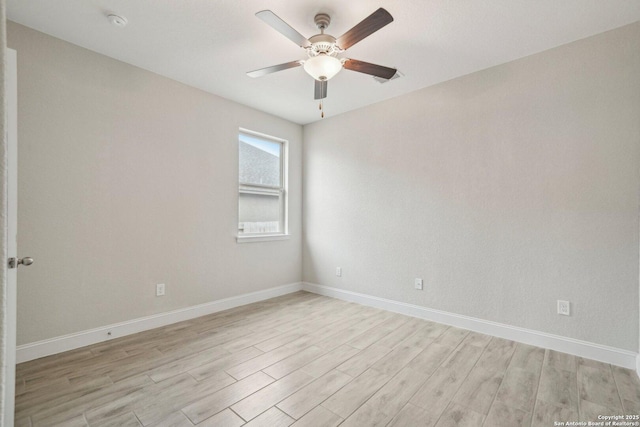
[{"xmin": 557, "ymin": 300, "xmax": 570, "ymax": 316}]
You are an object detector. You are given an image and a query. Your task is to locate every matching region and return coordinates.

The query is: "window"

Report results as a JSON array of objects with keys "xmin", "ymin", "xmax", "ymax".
[{"xmin": 237, "ymin": 129, "xmax": 288, "ymax": 241}]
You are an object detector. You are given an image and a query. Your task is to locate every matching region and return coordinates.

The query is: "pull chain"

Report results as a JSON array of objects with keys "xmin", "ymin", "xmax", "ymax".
[{"xmin": 319, "ymin": 100, "xmax": 324, "ymax": 118}]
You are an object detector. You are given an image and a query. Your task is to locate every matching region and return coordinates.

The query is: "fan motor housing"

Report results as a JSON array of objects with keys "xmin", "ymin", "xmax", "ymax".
[{"xmin": 308, "ymin": 34, "xmax": 338, "ymax": 56}]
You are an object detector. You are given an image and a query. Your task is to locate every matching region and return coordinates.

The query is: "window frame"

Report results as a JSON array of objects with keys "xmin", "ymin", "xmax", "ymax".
[{"xmin": 236, "ymin": 128, "xmax": 289, "ymax": 243}]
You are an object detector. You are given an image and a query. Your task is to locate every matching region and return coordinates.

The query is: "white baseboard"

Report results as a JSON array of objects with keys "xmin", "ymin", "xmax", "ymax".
[
  {"xmin": 302, "ymin": 282, "xmax": 638, "ymax": 370},
  {"xmin": 17, "ymin": 282, "xmax": 303, "ymax": 363},
  {"xmin": 18, "ymin": 281, "xmax": 638, "ymax": 370}
]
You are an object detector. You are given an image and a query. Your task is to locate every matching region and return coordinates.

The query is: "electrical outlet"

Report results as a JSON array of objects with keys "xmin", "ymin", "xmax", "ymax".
[
  {"xmin": 557, "ymin": 300, "xmax": 570, "ymax": 316},
  {"xmin": 156, "ymin": 283, "xmax": 165, "ymax": 297},
  {"xmin": 414, "ymin": 278, "xmax": 423, "ymax": 290},
  {"xmin": 336, "ymin": 267, "xmax": 342, "ymax": 277}
]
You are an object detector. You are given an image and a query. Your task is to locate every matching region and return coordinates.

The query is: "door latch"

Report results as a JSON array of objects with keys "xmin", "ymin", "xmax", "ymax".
[{"xmin": 8, "ymin": 257, "xmax": 34, "ymax": 269}]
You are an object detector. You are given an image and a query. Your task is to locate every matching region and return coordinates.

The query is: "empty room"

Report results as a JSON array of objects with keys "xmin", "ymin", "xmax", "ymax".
[{"xmin": 0, "ymin": 0, "xmax": 639, "ymax": 426}]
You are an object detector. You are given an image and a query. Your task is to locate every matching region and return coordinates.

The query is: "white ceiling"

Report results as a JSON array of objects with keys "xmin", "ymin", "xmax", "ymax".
[{"xmin": 7, "ymin": 0, "xmax": 640, "ymax": 124}]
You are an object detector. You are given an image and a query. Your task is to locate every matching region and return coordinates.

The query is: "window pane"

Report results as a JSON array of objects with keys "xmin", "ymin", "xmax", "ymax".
[
  {"xmin": 238, "ymin": 193, "xmax": 280, "ymax": 234},
  {"xmin": 239, "ymin": 134, "xmax": 281, "ymax": 187}
]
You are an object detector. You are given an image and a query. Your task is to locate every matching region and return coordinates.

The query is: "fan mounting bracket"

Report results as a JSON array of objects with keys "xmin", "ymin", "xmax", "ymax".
[{"xmin": 314, "ymin": 13, "xmax": 331, "ymax": 32}]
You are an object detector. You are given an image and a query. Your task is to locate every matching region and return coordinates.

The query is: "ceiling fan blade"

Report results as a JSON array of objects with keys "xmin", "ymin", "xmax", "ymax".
[
  {"xmin": 343, "ymin": 59, "xmax": 397, "ymax": 79},
  {"xmin": 314, "ymin": 79, "xmax": 328, "ymax": 100},
  {"xmin": 256, "ymin": 10, "xmax": 311, "ymax": 48},
  {"xmin": 247, "ymin": 60, "xmax": 303, "ymax": 78},
  {"xmin": 336, "ymin": 8, "xmax": 393, "ymax": 50}
]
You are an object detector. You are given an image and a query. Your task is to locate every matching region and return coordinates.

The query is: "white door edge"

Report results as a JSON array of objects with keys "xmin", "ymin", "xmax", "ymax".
[{"xmin": 4, "ymin": 47, "xmax": 18, "ymax": 427}]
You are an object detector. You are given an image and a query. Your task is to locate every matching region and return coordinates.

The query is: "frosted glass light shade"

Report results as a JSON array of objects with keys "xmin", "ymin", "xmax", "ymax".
[{"xmin": 303, "ymin": 55, "xmax": 342, "ymax": 81}]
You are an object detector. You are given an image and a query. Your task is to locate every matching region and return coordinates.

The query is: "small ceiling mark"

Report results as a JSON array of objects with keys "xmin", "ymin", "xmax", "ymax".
[{"xmin": 107, "ymin": 14, "xmax": 128, "ymax": 28}]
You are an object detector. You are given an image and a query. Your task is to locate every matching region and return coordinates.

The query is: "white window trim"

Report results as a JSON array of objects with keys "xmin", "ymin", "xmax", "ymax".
[
  {"xmin": 237, "ymin": 128, "xmax": 289, "ymax": 242},
  {"xmin": 236, "ymin": 234, "xmax": 291, "ymax": 243}
]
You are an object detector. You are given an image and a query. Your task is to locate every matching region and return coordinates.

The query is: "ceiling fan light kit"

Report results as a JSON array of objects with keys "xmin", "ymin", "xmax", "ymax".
[
  {"xmin": 303, "ymin": 55, "xmax": 342, "ymax": 81},
  {"xmin": 248, "ymin": 7, "xmax": 397, "ymax": 118}
]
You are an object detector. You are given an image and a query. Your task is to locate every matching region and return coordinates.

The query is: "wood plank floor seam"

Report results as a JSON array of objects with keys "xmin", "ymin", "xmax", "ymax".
[
  {"xmin": 519, "ymin": 347, "xmax": 543, "ymax": 427},
  {"xmin": 429, "ymin": 335, "xmax": 494, "ymax": 426},
  {"xmin": 479, "ymin": 339, "xmax": 519, "ymax": 426},
  {"xmin": 610, "ymin": 364, "xmax": 627, "ymax": 411},
  {"xmin": 14, "ymin": 292, "xmax": 640, "ymax": 426}
]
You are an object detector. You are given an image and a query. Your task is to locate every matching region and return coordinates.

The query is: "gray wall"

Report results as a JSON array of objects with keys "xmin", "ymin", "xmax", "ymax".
[
  {"xmin": 303, "ymin": 23, "xmax": 640, "ymax": 351},
  {"xmin": 7, "ymin": 19, "xmax": 640, "ymax": 355},
  {"xmin": 8, "ymin": 22, "xmax": 303, "ymax": 345}
]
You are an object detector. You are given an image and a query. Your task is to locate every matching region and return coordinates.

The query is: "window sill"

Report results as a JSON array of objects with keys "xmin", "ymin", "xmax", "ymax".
[{"xmin": 236, "ymin": 234, "xmax": 291, "ymax": 244}]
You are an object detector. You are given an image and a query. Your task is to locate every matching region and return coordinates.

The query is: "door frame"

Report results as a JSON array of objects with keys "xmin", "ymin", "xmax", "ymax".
[{"xmin": 4, "ymin": 47, "xmax": 18, "ymax": 427}]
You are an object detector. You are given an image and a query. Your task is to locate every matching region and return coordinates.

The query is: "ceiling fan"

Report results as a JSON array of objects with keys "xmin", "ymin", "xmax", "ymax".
[{"xmin": 247, "ymin": 8, "xmax": 397, "ymax": 115}]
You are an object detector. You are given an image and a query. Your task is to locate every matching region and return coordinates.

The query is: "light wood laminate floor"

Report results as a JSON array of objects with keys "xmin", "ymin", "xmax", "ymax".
[{"xmin": 15, "ymin": 292, "xmax": 640, "ymax": 426}]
